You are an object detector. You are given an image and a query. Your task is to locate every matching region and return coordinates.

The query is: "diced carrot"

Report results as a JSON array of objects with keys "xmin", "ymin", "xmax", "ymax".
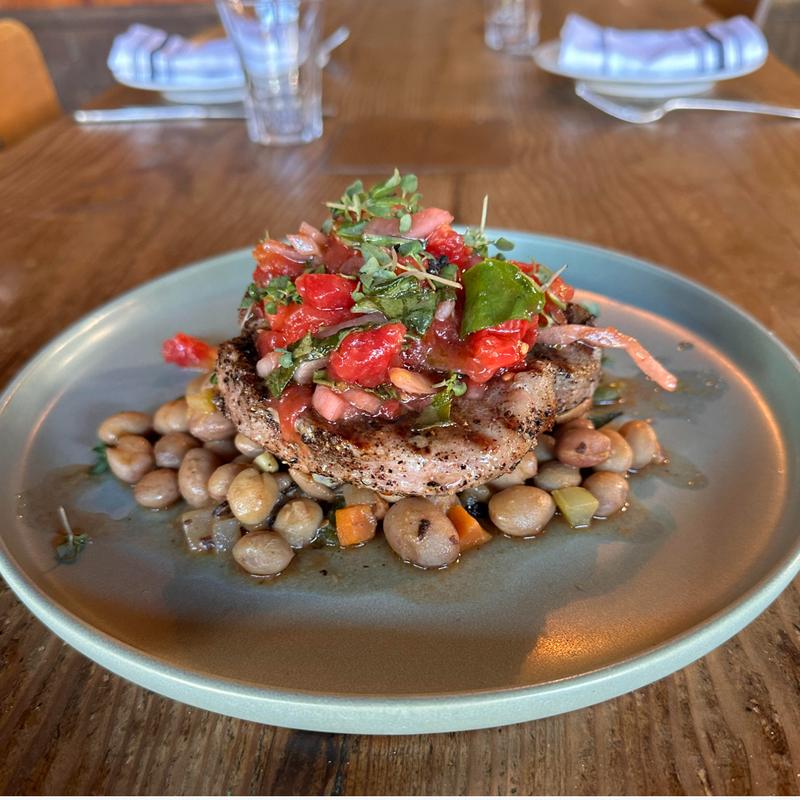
[
  {"xmin": 335, "ymin": 504, "xmax": 377, "ymax": 547},
  {"xmin": 447, "ymin": 504, "xmax": 492, "ymax": 551}
]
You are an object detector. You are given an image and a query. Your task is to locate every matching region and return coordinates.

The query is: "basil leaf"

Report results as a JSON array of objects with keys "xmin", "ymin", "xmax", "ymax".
[
  {"xmin": 351, "ymin": 274, "xmax": 436, "ymax": 335},
  {"xmin": 461, "ymin": 259, "xmax": 545, "ymax": 337}
]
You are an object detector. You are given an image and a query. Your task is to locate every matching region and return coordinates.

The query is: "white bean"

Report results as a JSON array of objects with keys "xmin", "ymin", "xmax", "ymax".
[
  {"xmin": 234, "ymin": 433, "xmax": 264, "ymax": 458},
  {"xmin": 383, "ymin": 498, "xmax": 460, "ymax": 568},
  {"xmin": 233, "ymin": 532, "xmax": 294, "ymax": 576},
  {"xmin": 488, "ymin": 451, "xmax": 538, "ymax": 490},
  {"xmin": 98, "ymin": 411, "xmax": 151, "ymax": 445},
  {"xmin": 203, "ymin": 438, "xmax": 239, "ymax": 460},
  {"xmin": 341, "ymin": 484, "xmax": 389, "ymax": 520},
  {"xmin": 178, "ymin": 448, "xmax": 222, "ymax": 508},
  {"xmin": 533, "ymin": 461, "xmax": 581, "ymax": 491},
  {"xmin": 134, "ymin": 469, "xmax": 180, "ymax": 509},
  {"xmin": 582, "ymin": 471, "xmax": 629, "ymax": 517},
  {"xmin": 153, "ymin": 398, "xmax": 189, "ymax": 434},
  {"xmin": 489, "ymin": 486, "xmax": 555, "ymax": 537},
  {"xmin": 459, "ymin": 484, "xmax": 492, "ymax": 505},
  {"xmin": 107, "ymin": 435, "xmax": 154, "ymax": 483},
  {"xmin": 534, "ymin": 434, "xmax": 556, "ymax": 462},
  {"xmin": 554, "ymin": 428, "xmax": 611, "ymax": 468},
  {"xmin": 207, "ymin": 462, "xmax": 248, "ymax": 502},
  {"xmin": 188, "ymin": 410, "xmax": 236, "ymax": 442},
  {"xmin": 288, "ymin": 468, "xmax": 336, "ymax": 501},
  {"xmin": 273, "ymin": 499, "xmax": 323, "ymax": 548},
  {"xmin": 618, "ymin": 420, "xmax": 661, "ymax": 469},
  {"xmin": 227, "ymin": 468, "xmax": 279, "ymax": 525},
  {"xmin": 154, "ymin": 432, "xmax": 200, "ymax": 469},
  {"xmin": 593, "ymin": 428, "xmax": 634, "ymax": 474}
]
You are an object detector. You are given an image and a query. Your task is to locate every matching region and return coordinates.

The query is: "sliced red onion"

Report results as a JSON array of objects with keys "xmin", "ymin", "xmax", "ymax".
[
  {"xmin": 261, "ymin": 239, "xmax": 307, "ymax": 262},
  {"xmin": 343, "ymin": 387, "xmax": 382, "ymax": 413},
  {"xmin": 299, "ymin": 221, "xmax": 327, "ymax": 246},
  {"xmin": 316, "ymin": 313, "xmax": 386, "ymax": 339},
  {"xmin": 312, "ymin": 385, "xmax": 350, "ymax": 422},
  {"xmin": 293, "ymin": 357, "xmax": 329, "ymax": 385},
  {"xmin": 286, "ymin": 233, "xmax": 322, "ymax": 258},
  {"xmin": 256, "ymin": 352, "xmax": 281, "ymax": 378},
  {"xmin": 434, "ymin": 299, "xmax": 455, "ymax": 321}
]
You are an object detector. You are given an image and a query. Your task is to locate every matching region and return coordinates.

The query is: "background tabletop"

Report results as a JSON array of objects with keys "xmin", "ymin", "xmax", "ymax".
[{"xmin": 1, "ymin": 0, "xmax": 800, "ymax": 794}]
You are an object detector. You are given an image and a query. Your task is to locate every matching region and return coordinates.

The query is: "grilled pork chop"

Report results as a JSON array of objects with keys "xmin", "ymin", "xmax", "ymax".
[{"xmin": 216, "ymin": 332, "xmax": 601, "ymax": 496}]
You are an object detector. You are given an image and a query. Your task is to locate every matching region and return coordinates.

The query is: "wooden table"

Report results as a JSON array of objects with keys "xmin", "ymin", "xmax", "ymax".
[{"xmin": 2, "ymin": 0, "xmax": 799, "ymax": 793}]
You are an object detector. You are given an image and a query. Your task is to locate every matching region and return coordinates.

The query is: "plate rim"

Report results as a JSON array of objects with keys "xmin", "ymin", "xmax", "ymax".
[
  {"xmin": 1, "ymin": 233, "xmax": 798, "ymax": 733},
  {"xmin": 532, "ymin": 38, "xmax": 767, "ymax": 85}
]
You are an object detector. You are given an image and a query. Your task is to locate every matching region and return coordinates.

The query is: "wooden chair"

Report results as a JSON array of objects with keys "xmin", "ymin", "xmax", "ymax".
[
  {"xmin": 0, "ymin": 19, "xmax": 61, "ymax": 148},
  {"xmin": 702, "ymin": 0, "xmax": 772, "ymax": 26}
]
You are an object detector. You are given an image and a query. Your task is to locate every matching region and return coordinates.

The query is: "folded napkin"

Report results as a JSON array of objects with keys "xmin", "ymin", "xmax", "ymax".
[
  {"xmin": 108, "ymin": 24, "xmax": 244, "ymax": 85},
  {"xmin": 558, "ymin": 13, "xmax": 768, "ymax": 77}
]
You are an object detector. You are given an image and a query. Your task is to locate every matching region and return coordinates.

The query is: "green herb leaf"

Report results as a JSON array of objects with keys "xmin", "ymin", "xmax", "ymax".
[
  {"xmin": 461, "ymin": 259, "xmax": 545, "ymax": 337},
  {"xmin": 54, "ymin": 507, "xmax": 89, "ymax": 564},
  {"xmin": 588, "ymin": 409, "xmax": 623, "ymax": 428},
  {"xmin": 398, "ymin": 213, "xmax": 412, "ymax": 234},
  {"xmin": 413, "ymin": 372, "xmax": 465, "ymax": 430},
  {"xmin": 495, "ymin": 236, "xmax": 514, "ymax": 251},
  {"xmin": 89, "ymin": 443, "xmax": 108, "ymax": 475},
  {"xmin": 351, "ymin": 274, "xmax": 437, "ymax": 335},
  {"xmin": 593, "ymin": 381, "xmax": 624, "ymax": 405}
]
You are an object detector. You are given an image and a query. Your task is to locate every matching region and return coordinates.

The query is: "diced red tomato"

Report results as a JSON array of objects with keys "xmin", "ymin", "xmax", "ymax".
[
  {"xmin": 276, "ymin": 384, "xmax": 313, "ymax": 444},
  {"xmin": 162, "ymin": 333, "xmax": 217, "ymax": 370},
  {"xmin": 257, "ymin": 303, "xmax": 355, "ymax": 356},
  {"xmin": 328, "ymin": 323, "xmax": 406, "ymax": 387},
  {"xmin": 548, "ymin": 275, "xmax": 574, "ymax": 304},
  {"xmin": 252, "ymin": 240, "xmax": 308, "ymax": 285},
  {"xmin": 466, "ymin": 329, "xmax": 526, "ymax": 381},
  {"xmin": 426, "ymin": 224, "xmax": 475, "ymax": 270},
  {"xmin": 295, "ymin": 273, "xmax": 355, "ymax": 311}
]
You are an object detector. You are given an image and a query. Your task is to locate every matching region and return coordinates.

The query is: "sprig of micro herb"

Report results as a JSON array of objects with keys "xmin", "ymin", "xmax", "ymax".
[
  {"xmin": 239, "ymin": 277, "xmax": 301, "ymax": 315},
  {"xmin": 54, "ymin": 506, "xmax": 89, "ymax": 564},
  {"xmin": 89, "ymin": 443, "xmax": 109, "ymax": 476},
  {"xmin": 462, "ymin": 196, "xmax": 515, "ymax": 258},
  {"xmin": 326, "ymin": 169, "xmax": 420, "ymax": 230},
  {"xmin": 412, "ymin": 372, "xmax": 467, "ymax": 430}
]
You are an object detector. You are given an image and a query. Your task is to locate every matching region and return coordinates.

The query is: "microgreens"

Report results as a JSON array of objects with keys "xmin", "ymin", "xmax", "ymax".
[
  {"xmin": 89, "ymin": 443, "xmax": 108, "ymax": 476},
  {"xmin": 54, "ymin": 506, "xmax": 89, "ymax": 564},
  {"xmin": 463, "ymin": 196, "xmax": 515, "ymax": 258}
]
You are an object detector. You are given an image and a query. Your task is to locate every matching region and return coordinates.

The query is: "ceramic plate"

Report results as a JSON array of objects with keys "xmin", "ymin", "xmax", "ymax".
[
  {"xmin": 1, "ymin": 234, "xmax": 798, "ymax": 734},
  {"xmin": 532, "ymin": 39, "xmax": 767, "ymax": 98}
]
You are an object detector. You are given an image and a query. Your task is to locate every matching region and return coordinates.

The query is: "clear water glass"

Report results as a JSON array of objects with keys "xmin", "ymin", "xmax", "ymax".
[
  {"xmin": 484, "ymin": 0, "xmax": 540, "ymax": 56},
  {"xmin": 216, "ymin": 0, "xmax": 324, "ymax": 145}
]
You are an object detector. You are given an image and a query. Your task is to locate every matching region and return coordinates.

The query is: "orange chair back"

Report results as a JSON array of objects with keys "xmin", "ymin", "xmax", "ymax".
[{"xmin": 0, "ymin": 19, "xmax": 61, "ymax": 148}]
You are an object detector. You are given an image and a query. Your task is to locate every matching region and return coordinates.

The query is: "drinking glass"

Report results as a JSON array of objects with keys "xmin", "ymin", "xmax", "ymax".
[
  {"xmin": 216, "ymin": 0, "xmax": 324, "ymax": 145},
  {"xmin": 484, "ymin": 0, "xmax": 540, "ymax": 56}
]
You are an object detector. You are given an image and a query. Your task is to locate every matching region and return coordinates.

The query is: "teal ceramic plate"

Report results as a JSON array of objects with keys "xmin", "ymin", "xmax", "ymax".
[{"xmin": 1, "ymin": 233, "xmax": 798, "ymax": 734}]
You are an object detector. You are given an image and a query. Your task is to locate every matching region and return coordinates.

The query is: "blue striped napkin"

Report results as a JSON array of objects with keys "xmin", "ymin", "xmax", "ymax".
[
  {"xmin": 108, "ymin": 24, "xmax": 244, "ymax": 85},
  {"xmin": 558, "ymin": 14, "xmax": 768, "ymax": 77}
]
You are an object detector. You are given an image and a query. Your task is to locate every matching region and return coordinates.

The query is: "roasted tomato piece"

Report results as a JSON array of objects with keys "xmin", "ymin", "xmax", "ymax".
[
  {"xmin": 277, "ymin": 384, "xmax": 313, "ymax": 443},
  {"xmin": 328, "ymin": 323, "xmax": 407, "ymax": 388},
  {"xmin": 295, "ymin": 273, "xmax": 355, "ymax": 311},
  {"xmin": 262, "ymin": 303, "xmax": 354, "ymax": 351},
  {"xmin": 162, "ymin": 333, "xmax": 218, "ymax": 369},
  {"xmin": 548, "ymin": 275, "xmax": 575, "ymax": 304},
  {"xmin": 466, "ymin": 329, "xmax": 526, "ymax": 381},
  {"xmin": 253, "ymin": 240, "xmax": 308, "ymax": 284},
  {"xmin": 426, "ymin": 224, "xmax": 475, "ymax": 270}
]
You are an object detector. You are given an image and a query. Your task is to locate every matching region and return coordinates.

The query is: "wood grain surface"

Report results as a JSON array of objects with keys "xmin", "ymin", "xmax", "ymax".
[{"xmin": 1, "ymin": 0, "xmax": 800, "ymax": 794}]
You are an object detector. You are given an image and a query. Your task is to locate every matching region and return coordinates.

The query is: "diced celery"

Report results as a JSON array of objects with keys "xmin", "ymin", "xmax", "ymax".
[{"xmin": 552, "ymin": 487, "xmax": 599, "ymax": 529}]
